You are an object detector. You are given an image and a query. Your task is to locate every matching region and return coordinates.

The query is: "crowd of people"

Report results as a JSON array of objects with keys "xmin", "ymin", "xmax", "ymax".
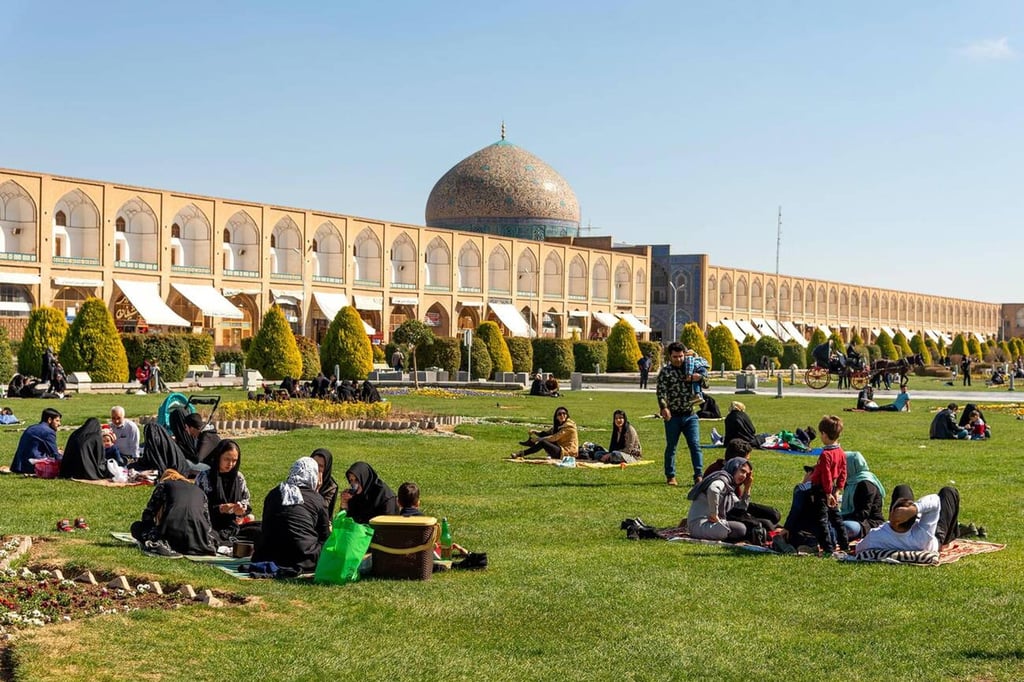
[{"xmin": 252, "ymin": 376, "xmax": 382, "ymax": 404}]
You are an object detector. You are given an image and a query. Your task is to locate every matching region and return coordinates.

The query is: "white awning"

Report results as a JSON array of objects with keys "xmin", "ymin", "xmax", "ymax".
[
  {"xmin": 974, "ymin": 332, "xmax": 986, "ymax": 343},
  {"xmin": 925, "ymin": 329, "xmax": 940, "ymax": 343},
  {"xmin": 719, "ymin": 319, "xmax": 746, "ymax": 343},
  {"xmin": 0, "ymin": 272, "xmax": 40, "ymax": 285},
  {"xmin": 0, "ymin": 301, "xmax": 31, "ymax": 312},
  {"xmin": 782, "ymin": 321, "xmax": 807, "ymax": 347},
  {"xmin": 751, "ymin": 317, "xmax": 778, "ymax": 339},
  {"xmin": 593, "ymin": 311, "xmax": 620, "ymax": 329},
  {"xmin": 312, "ymin": 292, "xmax": 350, "ymax": 321},
  {"xmin": 459, "ymin": 301, "xmax": 484, "ymax": 308},
  {"xmin": 940, "ymin": 332, "xmax": 953, "ymax": 345},
  {"xmin": 899, "ymin": 327, "xmax": 915, "ymax": 340},
  {"xmin": 817, "ymin": 324, "xmax": 832, "ymax": 337},
  {"xmin": 880, "ymin": 326, "xmax": 896, "ymax": 338},
  {"xmin": 171, "ymin": 283, "xmax": 243, "ymax": 319},
  {"xmin": 489, "ymin": 302, "xmax": 532, "ymax": 337},
  {"xmin": 390, "ymin": 296, "xmax": 419, "ymax": 306},
  {"xmin": 114, "ymin": 279, "xmax": 190, "ymax": 327},
  {"xmin": 362, "ymin": 319, "xmax": 376, "ymax": 335},
  {"xmin": 617, "ymin": 313, "xmax": 651, "ymax": 333},
  {"xmin": 736, "ymin": 320, "xmax": 761, "ymax": 340},
  {"xmin": 222, "ymin": 288, "xmax": 262, "ymax": 297},
  {"xmin": 353, "ymin": 295, "xmax": 383, "ymax": 311},
  {"xmin": 271, "ymin": 288, "xmax": 304, "ymax": 305},
  {"xmin": 764, "ymin": 319, "xmax": 790, "ymax": 342},
  {"xmin": 568, "ymin": 309, "xmax": 589, "ymax": 318},
  {"xmin": 53, "ymin": 277, "xmax": 103, "ymax": 288}
]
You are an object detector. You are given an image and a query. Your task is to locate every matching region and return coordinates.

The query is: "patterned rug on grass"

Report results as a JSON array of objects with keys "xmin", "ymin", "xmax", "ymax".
[
  {"xmin": 507, "ymin": 457, "xmax": 653, "ymax": 469},
  {"xmin": 843, "ymin": 539, "xmax": 1006, "ymax": 566}
]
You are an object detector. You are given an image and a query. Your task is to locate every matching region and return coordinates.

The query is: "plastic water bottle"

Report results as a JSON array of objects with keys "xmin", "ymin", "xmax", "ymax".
[{"xmin": 440, "ymin": 517, "xmax": 453, "ymax": 560}]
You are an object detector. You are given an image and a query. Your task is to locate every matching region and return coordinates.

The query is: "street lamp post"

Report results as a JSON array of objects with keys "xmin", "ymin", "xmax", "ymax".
[
  {"xmin": 668, "ymin": 281, "xmax": 683, "ymax": 342},
  {"xmin": 289, "ymin": 245, "xmax": 307, "ymax": 337}
]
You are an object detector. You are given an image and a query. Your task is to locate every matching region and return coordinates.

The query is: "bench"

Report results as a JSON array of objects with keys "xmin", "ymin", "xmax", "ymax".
[{"xmin": 186, "ymin": 364, "xmax": 216, "ymax": 379}]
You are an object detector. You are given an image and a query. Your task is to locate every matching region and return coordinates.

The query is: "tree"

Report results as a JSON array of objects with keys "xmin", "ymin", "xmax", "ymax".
[
  {"xmin": 320, "ymin": 306, "xmax": 373, "ymax": 380},
  {"xmin": 295, "ymin": 335, "xmax": 320, "ymax": 380},
  {"xmin": 679, "ymin": 322, "xmax": 711, "ymax": 362},
  {"xmin": 606, "ymin": 320, "xmax": 642, "ymax": 372},
  {"xmin": 465, "ymin": 336, "xmax": 491, "ymax": 380},
  {"xmin": 949, "ymin": 333, "xmax": 968, "ymax": 358},
  {"xmin": 849, "ymin": 329, "xmax": 863, "ymax": 346},
  {"xmin": 754, "ymin": 336, "xmax": 784, "ymax": 366},
  {"xmin": 475, "ymin": 321, "xmax": 513, "ymax": 375},
  {"xmin": 247, "ymin": 305, "xmax": 303, "ymax": 380},
  {"xmin": 805, "ymin": 328, "xmax": 827, "ymax": 366},
  {"xmin": 966, "ymin": 336, "xmax": 982, "ymax": 361},
  {"xmin": 0, "ymin": 325, "xmax": 12, "ymax": 384},
  {"xmin": 59, "ymin": 298, "xmax": 129, "ymax": 382},
  {"xmin": 18, "ymin": 306, "xmax": 68, "ymax": 378},
  {"xmin": 416, "ymin": 336, "xmax": 460, "ymax": 376},
  {"xmin": 892, "ymin": 331, "xmax": 913, "ymax": 357},
  {"xmin": 707, "ymin": 325, "xmax": 742, "ymax": 370},
  {"xmin": 531, "ymin": 338, "xmax": 574, "ymax": 378},
  {"xmin": 998, "ymin": 340, "xmax": 1013, "ymax": 363},
  {"xmin": 876, "ymin": 330, "xmax": 899, "ymax": 360},
  {"xmin": 909, "ymin": 334, "xmax": 932, "ymax": 366},
  {"xmin": 393, "ymin": 319, "xmax": 435, "ymax": 388},
  {"xmin": 828, "ymin": 331, "xmax": 845, "ymax": 352},
  {"xmin": 505, "ymin": 337, "xmax": 533, "ymax": 374}
]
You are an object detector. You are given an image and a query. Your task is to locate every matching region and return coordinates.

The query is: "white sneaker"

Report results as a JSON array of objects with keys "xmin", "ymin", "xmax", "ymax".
[{"xmin": 711, "ymin": 428, "xmax": 723, "ymax": 445}]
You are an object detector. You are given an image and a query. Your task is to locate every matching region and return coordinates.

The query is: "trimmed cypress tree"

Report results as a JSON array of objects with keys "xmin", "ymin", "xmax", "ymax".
[
  {"xmin": 679, "ymin": 322, "xmax": 712, "ymax": 362},
  {"xmin": 0, "ymin": 325, "xmax": 12, "ymax": 383},
  {"xmin": 18, "ymin": 306, "xmax": 68, "ymax": 378},
  {"xmin": 892, "ymin": 331, "xmax": 914, "ymax": 357},
  {"xmin": 247, "ymin": 305, "xmax": 303, "ymax": 380},
  {"xmin": 966, "ymin": 336, "xmax": 982, "ymax": 360},
  {"xmin": 320, "ymin": 306, "xmax": 373, "ymax": 380},
  {"xmin": 828, "ymin": 331, "xmax": 845, "ymax": 352},
  {"xmin": 805, "ymin": 328, "xmax": 827, "ymax": 366},
  {"xmin": 475, "ymin": 321, "xmax": 513, "ymax": 374},
  {"xmin": 998, "ymin": 340, "xmax": 1013, "ymax": 362},
  {"xmin": 416, "ymin": 336, "xmax": 460, "ymax": 376},
  {"xmin": 781, "ymin": 342, "xmax": 806, "ymax": 369},
  {"xmin": 924, "ymin": 338, "xmax": 940, "ymax": 362},
  {"xmin": 876, "ymin": 330, "xmax": 899, "ymax": 360},
  {"xmin": 949, "ymin": 333, "xmax": 968, "ymax": 358},
  {"xmin": 295, "ymin": 335, "xmax": 320, "ymax": 380},
  {"xmin": 465, "ymin": 336, "xmax": 491, "ymax": 380},
  {"xmin": 637, "ymin": 340, "xmax": 662, "ymax": 369},
  {"xmin": 59, "ymin": 298, "xmax": 129, "ymax": 382},
  {"xmin": 573, "ymin": 341, "xmax": 608, "ymax": 373},
  {"xmin": 606, "ymin": 320, "xmax": 642, "ymax": 372},
  {"xmin": 505, "ymin": 337, "xmax": 533, "ymax": 374},
  {"xmin": 531, "ymin": 338, "xmax": 574, "ymax": 378},
  {"xmin": 707, "ymin": 324, "xmax": 742, "ymax": 370},
  {"xmin": 849, "ymin": 329, "xmax": 863, "ymax": 346},
  {"xmin": 909, "ymin": 334, "xmax": 932, "ymax": 365},
  {"xmin": 754, "ymin": 336, "xmax": 784, "ymax": 366}
]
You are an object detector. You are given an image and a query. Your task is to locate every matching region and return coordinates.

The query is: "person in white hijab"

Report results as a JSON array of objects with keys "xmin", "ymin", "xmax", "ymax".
[{"xmin": 251, "ymin": 457, "xmax": 330, "ymax": 571}]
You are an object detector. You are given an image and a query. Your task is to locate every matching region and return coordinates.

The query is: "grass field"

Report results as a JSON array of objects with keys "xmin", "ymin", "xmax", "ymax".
[{"xmin": 1, "ymin": 387, "xmax": 1022, "ymax": 681}]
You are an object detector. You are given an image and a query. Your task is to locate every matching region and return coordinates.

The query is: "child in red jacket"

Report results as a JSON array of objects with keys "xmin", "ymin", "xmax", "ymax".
[{"xmin": 808, "ymin": 415, "xmax": 849, "ymax": 555}]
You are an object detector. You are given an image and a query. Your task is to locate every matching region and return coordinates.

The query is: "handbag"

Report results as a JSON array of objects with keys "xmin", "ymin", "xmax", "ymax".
[{"xmin": 314, "ymin": 511, "xmax": 374, "ymax": 585}]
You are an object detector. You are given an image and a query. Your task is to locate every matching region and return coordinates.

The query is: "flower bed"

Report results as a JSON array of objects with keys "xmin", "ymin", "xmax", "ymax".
[{"xmin": 217, "ymin": 399, "xmax": 391, "ymax": 423}]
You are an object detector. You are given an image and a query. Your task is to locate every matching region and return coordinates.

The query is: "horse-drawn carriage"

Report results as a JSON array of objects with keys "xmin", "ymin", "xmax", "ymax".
[{"xmin": 804, "ymin": 353, "xmax": 924, "ymax": 390}]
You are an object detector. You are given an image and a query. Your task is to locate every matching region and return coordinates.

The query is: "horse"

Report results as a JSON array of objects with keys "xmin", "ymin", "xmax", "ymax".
[{"xmin": 871, "ymin": 353, "xmax": 925, "ymax": 387}]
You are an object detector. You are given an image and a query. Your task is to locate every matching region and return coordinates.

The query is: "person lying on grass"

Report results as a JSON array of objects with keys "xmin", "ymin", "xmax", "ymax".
[
  {"xmin": 511, "ymin": 406, "xmax": 578, "ymax": 459},
  {"xmin": 854, "ymin": 485, "xmax": 962, "ymax": 554}
]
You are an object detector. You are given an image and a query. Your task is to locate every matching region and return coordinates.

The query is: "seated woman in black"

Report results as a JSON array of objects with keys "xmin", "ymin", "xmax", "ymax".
[
  {"xmin": 342, "ymin": 461, "xmax": 398, "ymax": 523},
  {"xmin": 59, "ymin": 418, "xmax": 110, "ymax": 480},
  {"xmin": 311, "ymin": 447, "xmax": 340, "ymax": 518},
  {"xmin": 252, "ymin": 457, "xmax": 331, "ymax": 572},
  {"xmin": 194, "ymin": 440, "xmax": 256, "ymax": 543},
  {"xmin": 131, "ymin": 469, "xmax": 218, "ymax": 556},
  {"xmin": 130, "ymin": 422, "xmax": 190, "ymax": 476},
  {"xmin": 723, "ymin": 401, "xmax": 758, "ymax": 448}
]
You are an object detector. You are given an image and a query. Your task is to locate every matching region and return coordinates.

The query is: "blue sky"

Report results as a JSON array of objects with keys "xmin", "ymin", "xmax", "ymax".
[{"xmin": 3, "ymin": 1, "xmax": 1020, "ymax": 302}]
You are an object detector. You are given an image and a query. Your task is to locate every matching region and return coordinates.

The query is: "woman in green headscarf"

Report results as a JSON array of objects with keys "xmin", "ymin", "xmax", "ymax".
[{"xmin": 840, "ymin": 452, "xmax": 886, "ymax": 540}]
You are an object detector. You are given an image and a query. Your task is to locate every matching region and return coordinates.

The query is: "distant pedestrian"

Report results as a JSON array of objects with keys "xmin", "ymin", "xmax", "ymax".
[
  {"xmin": 961, "ymin": 356, "xmax": 972, "ymax": 387},
  {"xmin": 637, "ymin": 354, "xmax": 653, "ymax": 389},
  {"xmin": 391, "ymin": 348, "xmax": 405, "ymax": 373}
]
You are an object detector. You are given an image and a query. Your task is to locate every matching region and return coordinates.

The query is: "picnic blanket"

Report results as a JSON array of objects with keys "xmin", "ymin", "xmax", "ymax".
[
  {"xmin": 507, "ymin": 456, "xmax": 653, "ymax": 469},
  {"xmin": 655, "ymin": 526, "xmax": 777, "ymax": 553},
  {"xmin": 72, "ymin": 477, "xmax": 153, "ymax": 487}
]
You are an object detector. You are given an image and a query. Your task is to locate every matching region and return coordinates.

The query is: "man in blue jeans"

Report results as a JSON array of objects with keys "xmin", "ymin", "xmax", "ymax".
[{"xmin": 656, "ymin": 341, "xmax": 707, "ymax": 486}]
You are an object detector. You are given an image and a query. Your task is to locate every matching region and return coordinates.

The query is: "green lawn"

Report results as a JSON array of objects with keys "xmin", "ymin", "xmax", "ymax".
[{"xmin": 2, "ymin": 389, "xmax": 1022, "ymax": 681}]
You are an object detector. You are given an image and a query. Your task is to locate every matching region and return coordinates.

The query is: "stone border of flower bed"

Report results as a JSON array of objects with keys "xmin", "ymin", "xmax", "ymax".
[{"xmin": 141, "ymin": 415, "xmax": 465, "ymax": 432}]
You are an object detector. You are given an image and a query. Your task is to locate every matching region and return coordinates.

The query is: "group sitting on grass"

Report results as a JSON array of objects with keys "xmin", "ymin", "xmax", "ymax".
[
  {"xmin": 930, "ymin": 403, "xmax": 990, "ymax": 440},
  {"xmin": 510, "ymin": 406, "xmax": 578, "ymax": 460}
]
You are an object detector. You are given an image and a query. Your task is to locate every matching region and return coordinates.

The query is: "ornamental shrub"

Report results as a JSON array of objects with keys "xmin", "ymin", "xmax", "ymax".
[
  {"xmin": 909, "ymin": 334, "xmax": 932, "ymax": 365},
  {"xmin": 574, "ymin": 341, "xmax": 607, "ymax": 373},
  {"xmin": 121, "ymin": 333, "xmax": 190, "ymax": 382},
  {"xmin": 892, "ymin": 331, "xmax": 913, "ymax": 357},
  {"xmin": 59, "ymin": 298, "xmax": 129, "ymax": 383},
  {"xmin": 475, "ymin": 321, "xmax": 513, "ymax": 374},
  {"xmin": 18, "ymin": 306, "xmax": 68, "ymax": 378},
  {"xmin": 506, "ymin": 337, "xmax": 533, "ymax": 374},
  {"xmin": 372, "ymin": 344, "xmax": 385, "ymax": 364},
  {"xmin": 679, "ymin": 322, "xmax": 711, "ymax": 362},
  {"xmin": 240, "ymin": 336, "xmax": 253, "ymax": 354},
  {"xmin": 393, "ymin": 319, "xmax": 436, "ymax": 377},
  {"xmin": 866, "ymin": 344, "xmax": 881, "ymax": 363},
  {"xmin": 805, "ymin": 328, "xmax": 827, "ymax": 366},
  {"xmin": 0, "ymin": 326, "xmax": 12, "ymax": 383},
  {"xmin": 417, "ymin": 336, "xmax": 460, "ymax": 376},
  {"xmin": 707, "ymin": 325, "xmax": 742, "ymax": 371},
  {"xmin": 781, "ymin": 343, "xmax": 806, "ymax": 369},
  {"xmin": 384, "ymin": 342, "xmax": 399, "ymax": 368},
  {"xmin": 876, "ymin": 331, "xmax": 898, "ymax": 360},
  {"xmin": 967, "ymin": 336, "xmax": 982, "ymax": 360},
  {"xmin": 182, "ymin": 333, "xmax": 214, "ymax": 366},
  {"xmin": 849, "ymin": 329, "xmax": 863, "ymax": 346},
  {"xmin": 295, "ymin": 335, "xmax": 320, "ymax": 380},
  {"xmin": 247, "ymin": 305, "xmax": 303, "ymax": 380},
  {"xmin": 828, "ymin": 331, "xmax": 845, "ymax": 352},
  {"xmin": 637, "ymin": 341, "xmax": 662, "ymax": 370},
  {"xmin": 320, "ymin": 306, "xmax": 373, "ymax": 380},
  {"xmin": 606, "ymin": 320, "xmax": 642, "ymax": 372},
  {"xmin": 465, "ymin": 337, "xmax": 491, "ymax": 380},
  {"xmin": 924, "ymin": 338, "xmax": 940, "ymax": 361},
  {"xmin": 754, "ymin": 336, "xmax": 784, "ymax": 364},
  {"xmin": 739, "ymin": 342, "xmax": 759, "ymax": 368},
  {"xmin": 998, "ymin": 340, "xmax": 1013, "ymax": 362},
  {"xmin": 532, "ymin": 338, "xmax": 574, "ymax": 378},
  {"xmin": 949, "ymin": 333, "xmax": 968, "ymax": 358}
]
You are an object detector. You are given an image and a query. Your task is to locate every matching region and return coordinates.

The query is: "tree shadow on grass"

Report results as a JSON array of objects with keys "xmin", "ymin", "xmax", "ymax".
[{"xmin": 961, "ymin": 649, "xmax": 1024, "ymax": 661}]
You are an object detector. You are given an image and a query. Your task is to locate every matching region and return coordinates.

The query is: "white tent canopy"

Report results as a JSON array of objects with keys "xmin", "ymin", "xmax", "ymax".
[
  {"xmin": 898, "ymin": 327, "xmax": 916, "ymax": 340},
  {"xmin": 616, "ymin": 312, "xmax": 651, "ymax": 333},
  {"xmin": 735, "ymin": 319, "xmax": 761, "ymax": 340},
  {"xmin": 924, "ymin": 329, "xmax": 940, "ymax": 343},
  {"xmin": 592, "ymin": 311, "xmax": 620, "ymax": 329},
  {"xmin": 114, "ymin": 279, "xmax": 190, "ymax": 327},
  {"xmin": 782, "ymin": 321, "xmax": 808, "ymax": 347},
  {"xmin": 311, "ymin": 292, "xmax": 351, "ymax": 321},
  {"xmin": 353, "ymin": 295, "xmax": 383, "ymax": 311},
  {"xmin": 490, "ymin": 302, "xmax": 532, "ymax": 337},
  {"xmin": 719, "ymin": 319, "xmax": 746, "ymax": 343},
  {"xmin": 751, "ymin": 317, "xmax": 778, "ymax": 339},
  {"xmin": 171, "ymin": 283, "xmax": 243, "ymax": 319},
  {"xmin": 764, "ymin": 319, "xmax": 791, "ymax": 342}
]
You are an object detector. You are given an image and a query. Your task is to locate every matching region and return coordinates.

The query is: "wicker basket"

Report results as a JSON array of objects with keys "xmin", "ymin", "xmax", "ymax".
[{"xmin": 369, "ymin": 515, "xmax": 439, "ymax": 580}]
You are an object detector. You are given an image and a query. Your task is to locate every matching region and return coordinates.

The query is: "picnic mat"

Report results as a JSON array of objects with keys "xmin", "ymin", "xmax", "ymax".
[
  {"xmin": 507, "ymin": 457, "xmax": 653, "ymax": 469},
  {"xmin": 72, "ymin": 477, "xmax": 153, "ymax": 487},
  {"xmin": 656, "ymin": 527, "xmax": 777, "ymax": 554}
]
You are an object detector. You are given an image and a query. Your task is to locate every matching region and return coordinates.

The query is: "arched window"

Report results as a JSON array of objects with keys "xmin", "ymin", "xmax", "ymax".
[
  {"xmin": 614, "ymin": 262, "xmax": 631, "ymax": 303},
  {"xmin": 425, "ymin": 237, "xmax": 451, "ymax": 289},
  {"xmin": 488, "ymin": 246, "xmax": 510, "ymax": 293},
  {"xmin": 115, "ymin": 217, "xmax": 126, "ymax": 232},
  {"xmin": 55, "ymin": 211, "xmax": 67, "ymax": 227},
  {"xmin": 635, "ymin": 268, "xmax": 646, "ymax": 304},
  {"xmin": 354, "ymin": 228, "xmax": 382, "ymax": 284},
  {"xmin": 516, "ymin": 250, "xmax": 538, "ymax": 296},
  {"xmin": 171, "ymin": 223, "xmax": 181, "ymax": 239},
  {"xmin": 543, "ymin": 252, "xmax": 563, "ymax": 297},
  {"xmin": 458, "ymin": 242, "xmax": 482, "ymax": 291},
  {"xmin": 591, "ymin": 258, "xmax": 609, "ymax": 300},
  {"xmin": 568, "ymin": 255, "xmax": 587, "ymax": 298}
]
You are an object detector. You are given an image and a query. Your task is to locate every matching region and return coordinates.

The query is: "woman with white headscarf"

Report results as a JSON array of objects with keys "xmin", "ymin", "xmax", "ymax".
[{"xmin": 252, "ymin": 457, "xmax": 331, "ymax": 571}]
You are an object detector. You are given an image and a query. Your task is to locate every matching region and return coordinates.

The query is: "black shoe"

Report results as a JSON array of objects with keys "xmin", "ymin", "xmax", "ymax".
[
  {"xmin": 143, "ymin": 540, "xmax": 183, "ymax": 559},
  {"xmin": 976, "ymin": 525, "xmax": 987, "ymax": 538},
  {"xmin": 518, "ymin": 440, "xmax": 532, "ymax": 447}
]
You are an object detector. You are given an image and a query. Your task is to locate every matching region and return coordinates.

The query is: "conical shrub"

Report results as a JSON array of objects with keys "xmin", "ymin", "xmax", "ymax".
[
  {"xmin": 59, "ymin": 298, "xmax": 128, "ymax": 382},
  {"xmin": 320, "ymin": 306, "xmax": 373, "ymax": 380},
  {"xmin": 18, "ymin": 306, "xmax": 68, "ymax": 378},
  {"xmin": 246, "ymin": 305, "xmax": 303, "ymax": 380}
]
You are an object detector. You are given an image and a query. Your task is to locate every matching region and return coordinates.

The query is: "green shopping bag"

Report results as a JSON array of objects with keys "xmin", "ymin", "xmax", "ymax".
[{"xmin": 314, "ymin": 511, "xmax": 375, "ymax": 585}]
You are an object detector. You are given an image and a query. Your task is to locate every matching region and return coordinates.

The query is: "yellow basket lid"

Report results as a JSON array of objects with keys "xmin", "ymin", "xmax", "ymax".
[{"xmin": 369, "ymin": 515, "xmax": 438, "ymax": 527}]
